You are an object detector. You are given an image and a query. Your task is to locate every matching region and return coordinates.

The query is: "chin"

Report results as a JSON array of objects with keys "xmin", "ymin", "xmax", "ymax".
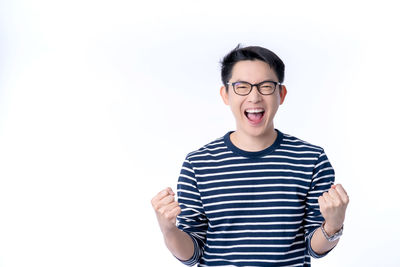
[
  {"xmin": 243, "ymin": 127, "xmax": 268, "ymax": 137},
  {"xmin": 249, "ymin": 124, "xmax": 274, "ymax": 137}
]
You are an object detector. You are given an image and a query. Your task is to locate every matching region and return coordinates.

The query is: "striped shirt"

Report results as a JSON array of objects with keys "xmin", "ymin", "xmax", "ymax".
[{"xmin": 176, "ymin": 129, "xmax": 335, "ymax": 267}]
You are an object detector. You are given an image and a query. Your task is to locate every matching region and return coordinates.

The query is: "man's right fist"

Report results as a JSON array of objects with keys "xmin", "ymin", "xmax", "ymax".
[{"xmin": 151, "ymin": 187, "xmax": 182, "ymax": 232}]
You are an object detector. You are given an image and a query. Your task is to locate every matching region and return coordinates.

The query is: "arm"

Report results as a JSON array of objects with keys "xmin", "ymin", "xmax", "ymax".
[
  {"xmin": 311, "ymin": 184, "xmax": 349, "ymax": 254},
  {"xmin": 152, "ymin": 158, "xmax": 207, "ymax": 266},
  {"xmin": 310, "ymin": 223, "xmax": 340, "ymax": 254},
  {"xmin": 175, "ymin": 158, "xmax": 208, "ymax": 264},
  {"xmin": 163, "ymin": 226, "xmax": 195, "ymax": 261},
  {"xmin": 303, "ymin": 149, "xmax": 335, "ymax": 258},
  {"xmin": 151, "ymin": 187, "xmax": 195, "ymax": 261}
]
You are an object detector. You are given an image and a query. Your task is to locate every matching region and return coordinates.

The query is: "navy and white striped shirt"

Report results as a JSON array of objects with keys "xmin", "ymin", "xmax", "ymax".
[{"xmin": 176, "ymin": 129, "xmax": 335, "ymax": 267}]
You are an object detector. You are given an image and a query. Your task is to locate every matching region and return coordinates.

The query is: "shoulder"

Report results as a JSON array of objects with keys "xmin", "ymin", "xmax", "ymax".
[
  {"xmin": 185, "ymin": 133, "xmax": 230, "ymax": 160},
  {"xmin": 279, "ymin": 130, "xmax": 325, "ymax": 154},
  {"xmin": 278, "ymin": 130, "xmax": 332, "ymax": 168}
]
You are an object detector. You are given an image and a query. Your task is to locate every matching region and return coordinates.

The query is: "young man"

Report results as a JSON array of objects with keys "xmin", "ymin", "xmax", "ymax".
[{"xmin": 151, "ymin": 45, "xmax": 349, "ymax": 266}]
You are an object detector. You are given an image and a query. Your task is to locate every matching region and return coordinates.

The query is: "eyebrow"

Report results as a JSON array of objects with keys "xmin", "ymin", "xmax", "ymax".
[{"xmin": 233, "ymin": 79, "xmax": 278, "ymax": 84}]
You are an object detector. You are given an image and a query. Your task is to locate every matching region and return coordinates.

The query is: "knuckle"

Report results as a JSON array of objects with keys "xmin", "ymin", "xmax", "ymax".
[
  {"xmin": 157, "ymin": 204, "xmax": 166, "ymax": 213},
  {"xmin": 152, "ymin": 202, "xmax": 159, "ymax": 210},
  {"xmin": 165, "ymin": 212, "xmax": 172, "ymax": 220},
  {"xmin": 160, "ymin": 208, "xmax": 167, "ymax": 216},
  {"xmin": 151, "ymin": 198, "xmax": 158, "ymax": 207}
]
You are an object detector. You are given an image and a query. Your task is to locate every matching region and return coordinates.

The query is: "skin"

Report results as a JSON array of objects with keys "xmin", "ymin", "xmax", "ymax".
[
  {"xmin": 151, "ymin": 187, "xmax": 193, "ymax": 261},
  {"xmin": 219, "ymin": 60, "xmax": 287, "ymax": 152},
  {"xmin": 151, "ymin": 59, "xmax": 349, "ymax": 260},
  {"xmin": 311, "ymin": 183, "xmax": 349, "ymax": 254}
]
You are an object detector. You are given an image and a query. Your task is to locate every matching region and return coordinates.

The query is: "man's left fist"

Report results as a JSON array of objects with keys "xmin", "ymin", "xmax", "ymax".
[{"xmin": 318, "ymin": 183, "xmax": 349, "ymax": 235}]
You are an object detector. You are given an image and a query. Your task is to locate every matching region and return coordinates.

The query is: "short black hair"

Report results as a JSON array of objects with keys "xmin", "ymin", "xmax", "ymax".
[{"xmin": 220, "ymin": 44, "xmax": 285, "ymax": 90}]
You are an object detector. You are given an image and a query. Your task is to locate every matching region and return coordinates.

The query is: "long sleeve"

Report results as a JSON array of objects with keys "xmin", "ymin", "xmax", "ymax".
[
  {"xmin": 176, "ymin": 157, "xmax": 208, "ymax": 266},
  {"xmin": 304, "ymin": 149, "xmax": 335, "ymax": 258}
]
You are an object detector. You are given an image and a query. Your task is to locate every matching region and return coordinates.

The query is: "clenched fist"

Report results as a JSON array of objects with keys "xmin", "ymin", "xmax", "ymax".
[
  {"xmin": 151, "ymin": 187, "xmax": 182, "ymax": 234},
  {"xmin": 318, "ymin": 183, "xmax": 349, "ymax": 235}
]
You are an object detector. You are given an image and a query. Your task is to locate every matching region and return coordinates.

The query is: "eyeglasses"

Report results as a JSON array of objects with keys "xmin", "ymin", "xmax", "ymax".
[{"xmin": 227, "ymin": 80, "xmax": 281, "ymax": 96}]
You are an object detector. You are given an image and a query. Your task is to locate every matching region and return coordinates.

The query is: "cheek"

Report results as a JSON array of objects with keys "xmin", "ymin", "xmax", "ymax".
[
  {"xmin": 265, "ymin": 99, "xmax": 280, "ymax": 114},
  {"xmin": 229, "ymin": 105, "xmax": 242, "ymax": 117},
  {"xmin": 228, "ymin": 98, "xmax": 242, "ymax": 113}
]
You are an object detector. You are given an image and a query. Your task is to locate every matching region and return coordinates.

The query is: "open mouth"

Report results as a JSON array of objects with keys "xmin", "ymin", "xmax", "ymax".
[{"xmin": 244, "ymin": 108, "xmax": 265, "ymax": 124}]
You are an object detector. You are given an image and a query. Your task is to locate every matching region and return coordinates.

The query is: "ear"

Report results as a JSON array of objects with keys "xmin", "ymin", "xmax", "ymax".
[
  {"xmin": 279, "ymin": 85, "xmax": 287, "ymax": 105},
  {"xmin": 220, "ymin": 85, "xmax": 229, "ymax": 105}
]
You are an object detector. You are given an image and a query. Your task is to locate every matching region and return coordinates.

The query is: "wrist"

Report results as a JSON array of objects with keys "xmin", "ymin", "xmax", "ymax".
[
  {"xmin": 322, "ymin": 221, "xmax": 343, "ymax": 237},
  {"xmin": 161, "ymin": 223, "xmax": 179, "ymax": 237}
]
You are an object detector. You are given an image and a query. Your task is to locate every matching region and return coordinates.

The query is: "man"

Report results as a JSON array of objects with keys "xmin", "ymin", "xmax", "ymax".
[{"xmin": 151, "ymin": 45, "xmax": 349, "ymax": 266}]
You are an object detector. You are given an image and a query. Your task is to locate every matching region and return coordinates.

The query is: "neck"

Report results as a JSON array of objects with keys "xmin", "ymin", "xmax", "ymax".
[{"xmin": 230, "ymin": 128, "xmax": 278, "ymax": 152}]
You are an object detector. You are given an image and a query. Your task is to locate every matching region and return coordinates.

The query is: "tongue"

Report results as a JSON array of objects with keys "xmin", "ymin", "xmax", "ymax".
[{"xmin": 247, "ymin": 112, "xmax": 263, "ymax": 122}]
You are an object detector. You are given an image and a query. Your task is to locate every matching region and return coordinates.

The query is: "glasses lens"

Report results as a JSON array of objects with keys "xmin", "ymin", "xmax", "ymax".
[
  {"xmin": 234, "ymin": 82, "xmax": 251, "ymax": 95},
  {"xmin": 259, "ymin": 82, "xmax": 276, "ymax": 95}
]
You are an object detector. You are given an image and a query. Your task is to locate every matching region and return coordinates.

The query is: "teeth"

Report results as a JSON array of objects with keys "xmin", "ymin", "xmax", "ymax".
[{"xmin": 246, "ymin": 108, "xmax": 264, "ymax": 113}]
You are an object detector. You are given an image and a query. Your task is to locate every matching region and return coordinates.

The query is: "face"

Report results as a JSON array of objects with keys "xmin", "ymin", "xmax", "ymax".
[{"xmin": 220, "ymin": 60, "xmax": 287, "ymax": 139}]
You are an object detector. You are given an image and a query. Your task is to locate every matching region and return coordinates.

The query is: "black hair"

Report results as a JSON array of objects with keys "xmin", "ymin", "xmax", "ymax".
[{"xmin": 220, "ymin": 44, "xmax": 285, "ymax": 91}]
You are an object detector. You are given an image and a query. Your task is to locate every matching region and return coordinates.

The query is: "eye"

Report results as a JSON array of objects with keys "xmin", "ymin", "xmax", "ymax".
[
  {"xmin": 234, "ymin": 83, "xmax": 250, "ymax": 89},
  {"xmin": 260, "ymin": 82, "xmax": 274, "ymax": 88}
]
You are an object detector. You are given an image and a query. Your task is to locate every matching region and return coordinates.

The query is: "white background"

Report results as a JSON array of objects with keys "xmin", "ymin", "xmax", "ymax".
[{"xmin": 1, "ymin": 0, "xmax": 399, "ymax": 266}]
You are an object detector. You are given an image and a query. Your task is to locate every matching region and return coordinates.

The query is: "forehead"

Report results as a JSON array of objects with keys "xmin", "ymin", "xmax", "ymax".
[{"xmin": 231, "ymin": 60, "xmax": 278, "ymax": 82}]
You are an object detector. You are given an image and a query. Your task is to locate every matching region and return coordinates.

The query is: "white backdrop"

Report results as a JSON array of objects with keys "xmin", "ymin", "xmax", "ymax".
[{"xmin": 1, "ymin": 0, "xmax": 399, "ymax": 266}]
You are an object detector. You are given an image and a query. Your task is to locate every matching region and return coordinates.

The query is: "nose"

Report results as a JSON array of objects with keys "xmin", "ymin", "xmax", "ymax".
[{"xmin": 247, "ymin": 85, "xmax": 262, "ymax": 103}]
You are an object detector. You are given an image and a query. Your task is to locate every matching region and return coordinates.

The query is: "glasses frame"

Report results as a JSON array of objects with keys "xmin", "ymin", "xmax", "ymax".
[{"xmin": 227, "ymin": 80, "xmax": 281, "ymax": 96}]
